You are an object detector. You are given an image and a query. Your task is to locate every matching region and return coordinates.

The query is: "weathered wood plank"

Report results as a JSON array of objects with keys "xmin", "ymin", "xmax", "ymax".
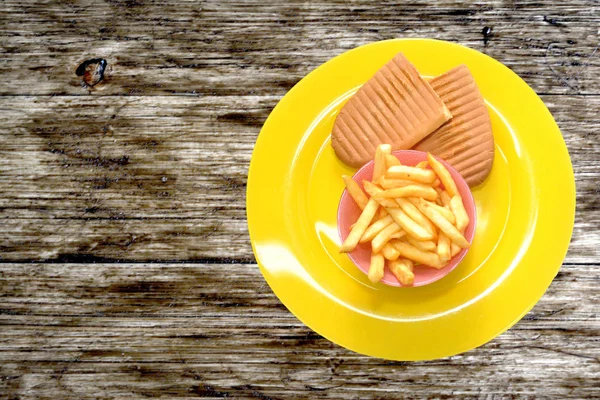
[
  {"xmin": 0, "ymin": 263, "xmax": 598, "ymax": 399},
  {"xmin": 0, "ymin": 1, "xmax": 599, "ymax": 96},
  {"xmin": 0, "ymin": 95, "xmax": 598, "ymax": 262},
  {"xmin": 0, "ymin": 1, "xmax": 598, "ymax": 397}
]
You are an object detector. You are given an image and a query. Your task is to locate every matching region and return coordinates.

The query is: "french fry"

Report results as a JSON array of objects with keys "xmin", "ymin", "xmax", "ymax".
[
  {"xmin": 422, "ymin": 199, "xmax": 456, "ymax": 224},
  {"xmin": 416, "ymin": 199, "xmax": 470, "ymax": 248},
  {"xmin": 380, "ymin": 176, "xmax": 416, "ymax": 189},
  {"xmin": 360, "ymin": 215, "xmax": 394, "ymax": 243},
  {"xmin": 390, "ymin": 231, "xmax": 406, "ymax": 239},
  {"xmin": 386, "ymin": 165, "xmax": 436, "ymax": 183},
  {"xmin": 382, "ymin": 242, "xmax": 401, "ymax": 261},
  {"xmin": 432, "ymin": 178, "xmax": 441, "ymax": 187},
  {"xmin": 385, "ymin": 154, "xmax": 401, "ymax": 168},
  {"xmin": 342, "ymin": 175, "xmax": 369, "ymax": 210},
  {"xmin": 395, "ymin": 198, "xmax": 437, "ymax": 239},
  {"xmin": 376, "ymin": 207, "xmax": 388, "ymax": 219},
  {"xmin": 393, "ymin": 241, "xmax": 443, "ymax": 268},
  {"xmin": 437, "ymin": 233, "xmax": 451, "ymax": 263},
  {"xmin": 362, "ymin": 181, "xmax": 399, "ymax": 208},
  {"xmin": 437, "ymin": 188, "xmax": 452, "ymax": 207},
  {"xmin": 368, "ymin": 252, "xmax": 385, "ymax": 283},
  {"xmin": 406, "ymin": 235, "xmax": 437, "ymax": 252},
  {"xmin": 415, "ymin": 161, "xmax": 429, "ymax": 169},
  {"xmin": 372, "ymin": 222, "xmax": 402, "ymax": 253},
  {"xmin": 427, "ymin": 153, "xmax": 458, "ymax": 197},
  {"xmin": 386, "ymin": 208, "xmax": 433, "ymax": 241},
  {"xmin": 451, "ymin": 243, "xmax": 461, "ymax": 257},
  {"xmin": 373, "ymin": 144, "xmax": 392, "ymax": 183},
  {"xmin": 450, "ymin": 195, "xmax": 470, "ymax": 232},
  {"xmin": 340, "ymin": 198, "xmax": 380, "ymax": 253},
  {"xmin": 375, "ymin": 185, "xmax": 438, "ymax": 202},
  {"xmin": 389, "ymin": 259, "xmax": 414, "ymax": 285}
]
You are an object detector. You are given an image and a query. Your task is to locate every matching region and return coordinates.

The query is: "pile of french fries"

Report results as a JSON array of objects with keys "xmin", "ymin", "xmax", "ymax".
[{"xmin": 340, "ymin": 144, "xmax": 471, "ymax": 285}]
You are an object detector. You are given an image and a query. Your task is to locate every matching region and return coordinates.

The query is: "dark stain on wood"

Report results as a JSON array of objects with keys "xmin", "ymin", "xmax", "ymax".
[
  {"xmin": 482, "ymin": 26, "xmax": 493, "ymax": 46},
  {"xmin": 191, "ymin": 384, "xmax": 231, "ymax": 398},
  {"xmin": 76, "ymin": 58, "xmax": 107, "ymax": 87},
  {"xmin": 217, "ymin": 112, "xmax": 267, "ymax": 128},
  {"xmin": 543, "ymin": 15, "xmax": 564, "ymax": 26}
]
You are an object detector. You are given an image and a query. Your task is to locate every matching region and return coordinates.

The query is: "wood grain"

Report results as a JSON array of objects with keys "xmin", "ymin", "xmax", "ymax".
[
  {"xmin": 0, "ymin": 263, "xmax": 598, "ymax": 399},
  {"xmin": 1, "ymin": 1, "xmax": 599, "ymax": 96},
  {"xmin": 1, "ymin": 0, "xmax": 599, "ymax": 398}
]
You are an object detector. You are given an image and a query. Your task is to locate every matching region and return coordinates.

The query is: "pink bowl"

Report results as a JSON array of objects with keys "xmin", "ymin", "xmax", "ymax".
[{"xmin": 337, "ymin": 150, "xmax": 477, "ymax": 287}]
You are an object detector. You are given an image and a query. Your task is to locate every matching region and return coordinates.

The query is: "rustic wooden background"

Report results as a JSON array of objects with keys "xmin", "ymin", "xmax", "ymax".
[{"xmin": 1, "ymin": 0, "xmax": 599, "ymax": 398}]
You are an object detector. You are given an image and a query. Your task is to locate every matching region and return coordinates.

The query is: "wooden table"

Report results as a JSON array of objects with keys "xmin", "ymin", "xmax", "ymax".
[{"xmin": 1, "ymin": 1, "xmax": 598, "ymax": 398}]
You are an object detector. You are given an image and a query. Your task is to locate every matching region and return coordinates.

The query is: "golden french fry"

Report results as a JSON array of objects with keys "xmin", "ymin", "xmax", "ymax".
[
  {"xmin": 360, "ymin": 215, "xmax": 394, "ymax": 243},
  {"xmin": 402, "ymin": 258, "xmax": 414, "ymax": 270},
  {"xmin": 450, "ymin": 195, "xmax": 470, "ymax": 232},
  {"xmin": 406, "ymin": 235, "xmax": 437, "ymax": 252},
  {"xmin": 451, "ymin": 243, "xmax": 461, "ymax": 257},
  {"xmin": 380, "ymin": 176, "xmax": 416, "ymax": 189},
  {"xmin": 349, "ymin": 223, "xmax": 356, "ymax": 230},
  {"xmin": 437, "ymin": 232, "xmax": 451, "ymax": 263},
  {"xmin": 386, "ymin": 165, "xmax": 436, "ymax": 183},
  {"xmin": 386, "ymin": 208, "xmax": 433, "ymax": 241},
  {"xmin": 362, "ymin": 181, "xmax": 399, "ymax": 208},
  {"xmin": 437, "ymin": 189, "xmax": 452, "ymax": 207},
  {"xmin": 423, "ymin": 200, "xmax": 456, "ymax": 224},
  {"xmin": 427, "ymin": 153, "xmax": 458, "ymax": 197},
  {"xmin": 372, "ymin": 222, "xmax": 402, "ymax": 253},
  {"xmin": 385, "ymin": 154, "xmax": 401, "ymax": 168},
  {"xmin": 432, "ymin": 178, "xmax": 441, "ymax": 187},
  {"xmin": 416, "ymin": 198, "xmax": 469, "ymax": 248},
  {"xmin": 373, "ymin": 144, "xmax": 392, "ymax": 183},
  {"xmin": 342, "ymin": 175, "xmax": 369, "ymax": 210},
  {"xmin": 368, "ymin": 252, "xmax": 385, "ymax": 283},
  {"xmin": 395, "ymin": 198, "xmax": 437, "ymax": 239},
  {"xmin": 376, "ymin": 207, "xmax": 388, "ymax": 219},
  {"xmin": 389, "ymin": 259, "xmax": 414, "ymax": 285},
  {"xmin": 375, "ymin": 185, "xmax": 438, "ymax": 202},
  {"xmin": 415, "ymin": 161, "xmax": 429, "ymax": 169},
  {"xmin": 389, "ymin": 231, "xmax": 406, "ymax": 239},
  {"xmin": 382, "ymin": 242, "xmax": 401, "ymax": 261},
  {"xmin": 393, "ymin": 241, "xmax": 443, "ymax": 268},
  {"xmin": 340, "ymin": 198, "xmax": 379, "ymax": 253}
]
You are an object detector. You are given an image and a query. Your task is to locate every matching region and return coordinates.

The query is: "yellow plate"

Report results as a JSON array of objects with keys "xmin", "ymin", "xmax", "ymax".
[{"xmin": 246, "ymin": 39, "xmax": 575, "ymax": 360}]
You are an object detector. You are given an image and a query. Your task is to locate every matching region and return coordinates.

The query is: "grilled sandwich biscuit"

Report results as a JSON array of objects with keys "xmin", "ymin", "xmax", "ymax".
[{"xmin": 414, "ymin": 65, "xmax": 494, "ymax": 186}]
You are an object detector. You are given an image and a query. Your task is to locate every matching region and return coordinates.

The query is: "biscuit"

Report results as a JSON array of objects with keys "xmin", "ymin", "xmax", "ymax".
[
  {"xmin": 414, "ymin": 65, "xmax": 494, "ymax": 186},
  {"xmin": 332, "ymin": 53, "xmax": 452, "ymax": 168}
]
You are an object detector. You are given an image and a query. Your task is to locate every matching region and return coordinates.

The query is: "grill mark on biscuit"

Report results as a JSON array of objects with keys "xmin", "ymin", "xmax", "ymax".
[
  {"xmin": 354, "ymin": 90, "xmax": 396, "ymax": 145},
  {"xmin": 447, "ymin": 140, "xmax": 495, "ymax": 167},
  {"xmin": 431, "ymin": 73, "xmax": 471, "ymax": 92},
  {"xmin": 345, "ymin": 101, "xmax": 385, "ymax": 154},
  {"xmin": 332, "ymin": 128, "xmax": 353, "ymax": 162},
  {"xmin": 371, "ymin": 74, "xmax": 416, "ymax": 135},
  {"xmin": 362, "ymin": 84, "xmax": 404, "ymax": 143},
  {"xmin": 455, "ymin": 151, "xmax": 494, "ymax": 177},
  {"xmin": 383, "ymin": 65, "xmax": 428, "ymax": 125},
  {"xmin": 393, "ymin": 55, "xmax": 440, "ymax": 117},
  {"xmin": 440, "ymin": 86, "xmax": 480, "ymax": 106},
  {"xmin": 336, "ymin": 115, "xmax": 372, "ymax": 161}
]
